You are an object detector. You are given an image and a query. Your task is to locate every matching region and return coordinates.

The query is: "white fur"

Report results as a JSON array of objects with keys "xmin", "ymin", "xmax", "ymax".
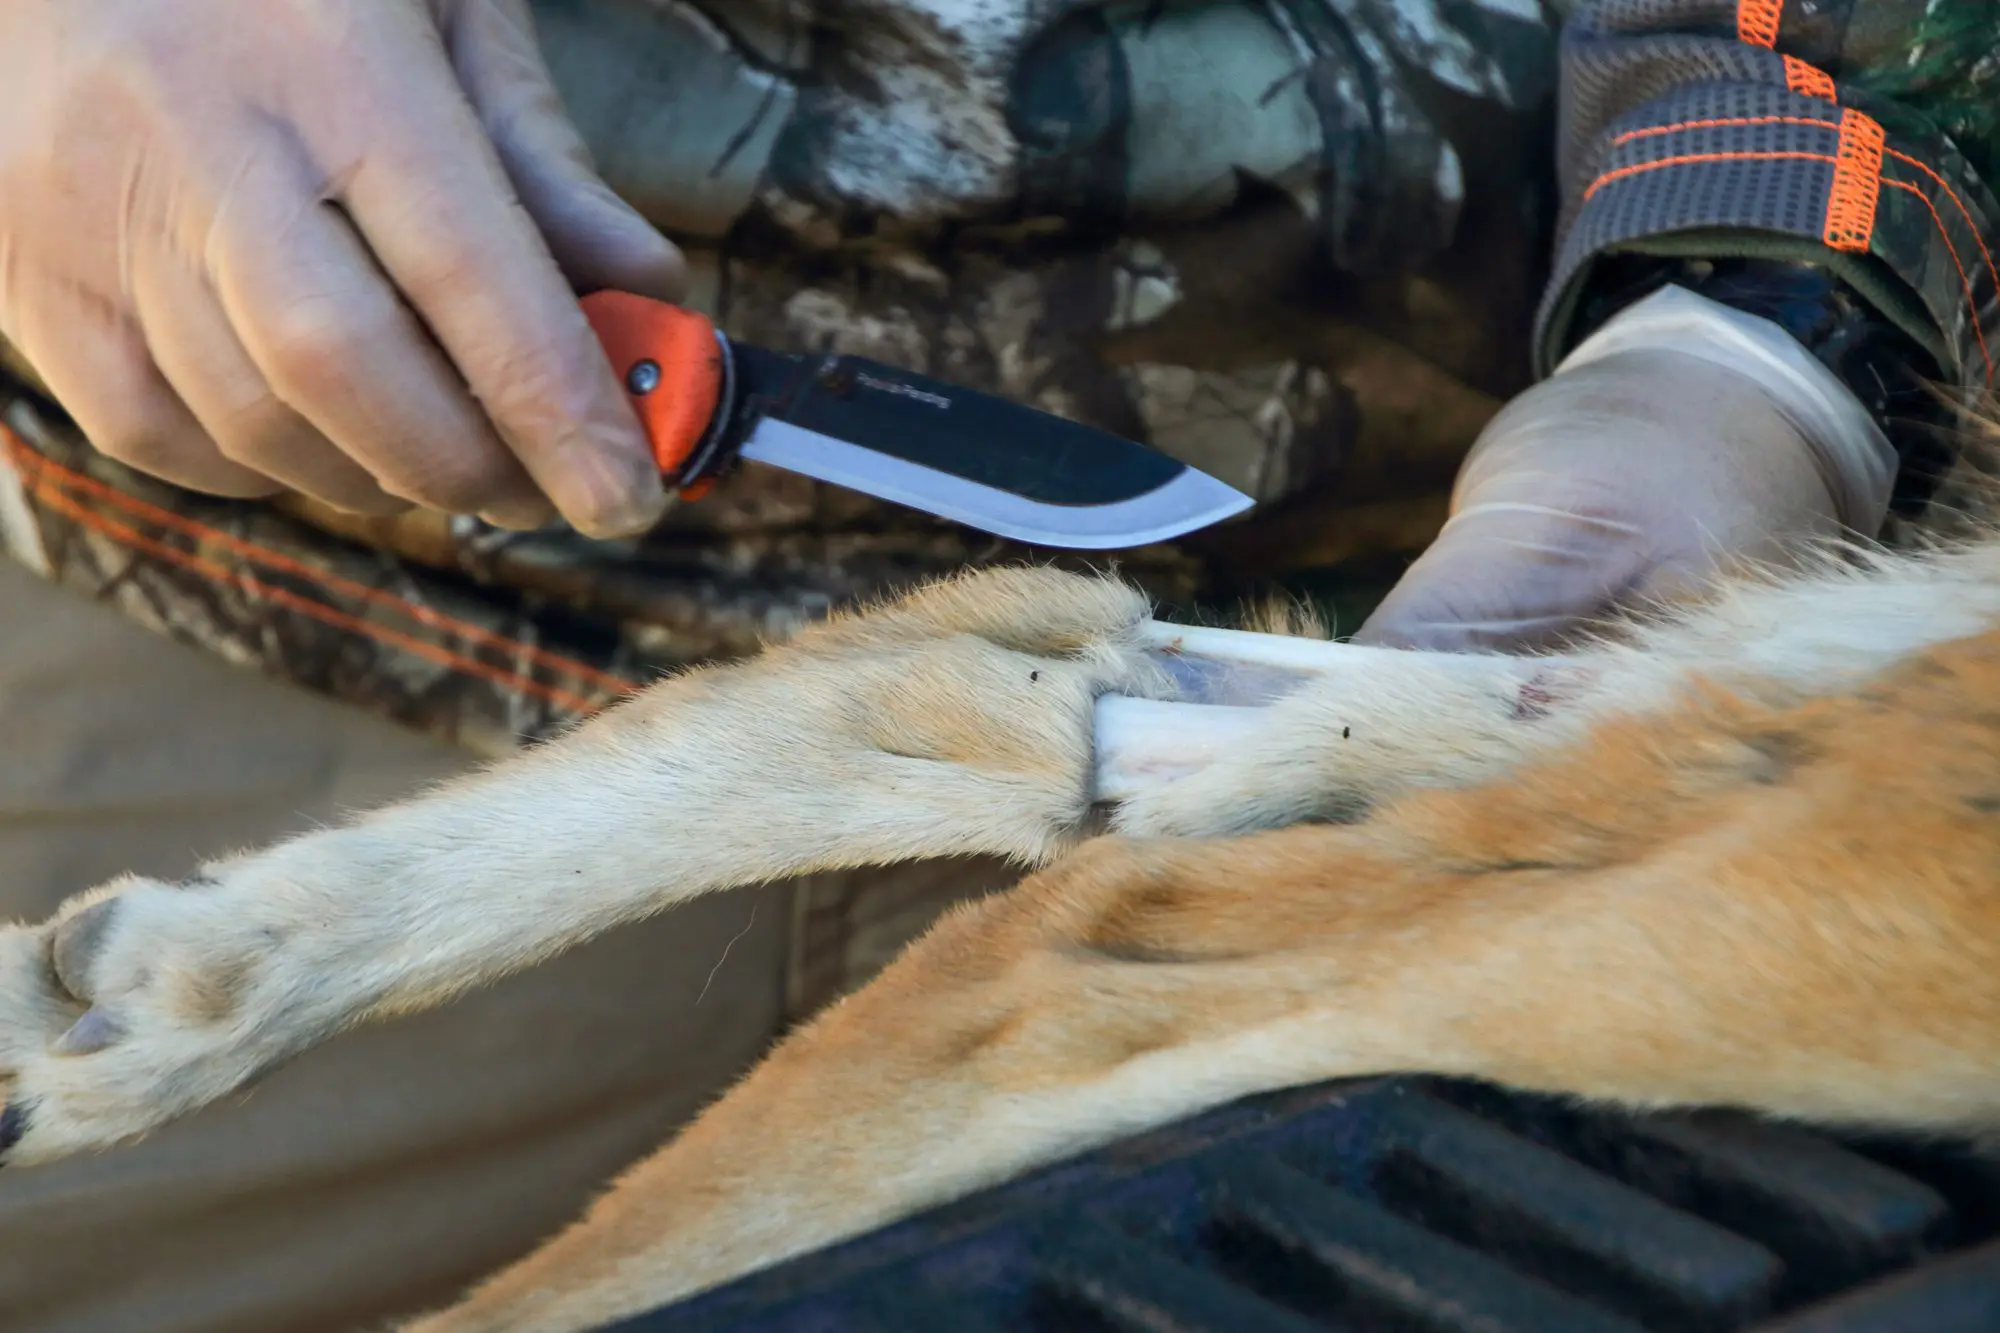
[{"xmin": 3, "ymin": 536, "xmax": 1998, "ymax": 1328}]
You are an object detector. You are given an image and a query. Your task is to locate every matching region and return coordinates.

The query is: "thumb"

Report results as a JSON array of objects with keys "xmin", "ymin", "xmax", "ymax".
[
  {"xmin": 1351, "ymin": 508, "xmax": 1656, "ymax": 654},
  {"xmin": 445, "ymin": 0, "xmax": 687, "ymax": 302}
]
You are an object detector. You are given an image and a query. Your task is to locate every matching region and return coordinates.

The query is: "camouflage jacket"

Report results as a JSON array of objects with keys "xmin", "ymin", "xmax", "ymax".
[{"xmin": 2, "ymin": 0, "xmax": 1994, "ymax": 756}]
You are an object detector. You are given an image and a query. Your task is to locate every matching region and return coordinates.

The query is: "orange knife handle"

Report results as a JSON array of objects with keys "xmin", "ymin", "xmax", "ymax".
[{"xmin": 581, "ymin": 291, "xmax": 726, "ymax": 495}]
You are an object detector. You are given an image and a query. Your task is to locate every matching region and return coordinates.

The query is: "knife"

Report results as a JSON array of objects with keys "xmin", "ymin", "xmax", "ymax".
[{"xmin": 581, "ymin": 291, "xmax": 1253, "ymax": 550}]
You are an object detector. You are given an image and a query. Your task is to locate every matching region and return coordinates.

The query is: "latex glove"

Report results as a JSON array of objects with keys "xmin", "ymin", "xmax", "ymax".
[
  {"xmin": 0, "ymin": 0, "xmax": 684, "ymax": 536},
  {"xmin": 1353, "ymin": 285, "xmax": 1897, "ymax": 652}
]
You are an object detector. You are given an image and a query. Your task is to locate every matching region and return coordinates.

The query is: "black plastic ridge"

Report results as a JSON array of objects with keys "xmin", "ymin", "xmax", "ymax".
[{"xmin": 607, "ymin": 1076, "xmax": 2000, "ymax": 1333}]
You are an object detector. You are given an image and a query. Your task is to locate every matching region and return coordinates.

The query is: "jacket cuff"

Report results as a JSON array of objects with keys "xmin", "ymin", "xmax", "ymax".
[{"xmin": 1532, "ymin": 49, "xmax": 1998, "ymax": 395}]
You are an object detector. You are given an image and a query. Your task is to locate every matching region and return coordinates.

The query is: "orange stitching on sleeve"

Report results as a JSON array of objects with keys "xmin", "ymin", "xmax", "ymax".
[
  {"xmin": 1576, "ymin": 140, "xmax": 1992, "ymax": 383},
  {"xmin": 1583, "ymin": 150, "xmax": 1837, "ymax": 201},
  {"xmin": 25, "ymin": 481, "xmax": 612, "ymax": 717},
  {"xmin": 0, "ymin": 431, "xmax": 637, "ymax": 698},
  {"xmin": 1886, "ymin": 149, "xmax": 2000, "ymax": 324},
  {"xmin": 0, "ymin": 429, "xmax": 638, "ymax": 712},
  {"xmin": 1589, "ymin": 119, "xmax": 1995, "ymax": 372},
  {"xmin": 1823, "ymin": 107, "xmax": 1884, "ymax": 253},
  {"xmin": 1610, "ymin": 115, "xmax": 1840, "ymax": 148},
  {"xmin": 1782, "ymin": 56, "xmax": 1836, "ymax": 100},
  {"xmin": 1882, "ymin": 179, "xmax": 1996, "ymax": 384},
  {"xmin": 1736, "ymin": 0, "xmax": 1782, "ymax": 46}
]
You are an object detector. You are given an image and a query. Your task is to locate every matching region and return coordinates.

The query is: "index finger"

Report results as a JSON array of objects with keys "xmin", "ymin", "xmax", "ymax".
[{"xmin": 321, "ymin": 11, "xmax": 667, "ymax": 539}]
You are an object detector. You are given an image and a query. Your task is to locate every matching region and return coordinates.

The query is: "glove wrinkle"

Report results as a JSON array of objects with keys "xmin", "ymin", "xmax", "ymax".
[{"xmin": 1356, "ymin": 287, "xmax": 1880, "ymax": 654}]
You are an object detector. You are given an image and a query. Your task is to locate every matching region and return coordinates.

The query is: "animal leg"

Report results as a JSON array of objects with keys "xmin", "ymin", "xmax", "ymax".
[
  {"xmin": 1102, "ymin": 627, "xmax": 1578, "ymax": 835},
  {"xmin": 0, "ymin": 566, "xmax": 1172, "ymax": 1165},
  {"xmin": 408, "ymin": 630, "xmax": 2000, "ymax": 1333},
  {"xmin": 1104, "ymin": 538, "xmax": 2000, "ymax": 838}
]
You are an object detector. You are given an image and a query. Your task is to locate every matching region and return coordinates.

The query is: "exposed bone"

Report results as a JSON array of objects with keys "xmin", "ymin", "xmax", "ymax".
[
  {"xmin": 1092, "ymin": 698, "xmax": 1269, "ymax": 802},
  {"xmin": 1135, "ymin": 619, "xmax": 1569, "ymax": 682},
  {"xmin": 1097, "ymin": 620, "xmax": 1576, "ymax": 803}
]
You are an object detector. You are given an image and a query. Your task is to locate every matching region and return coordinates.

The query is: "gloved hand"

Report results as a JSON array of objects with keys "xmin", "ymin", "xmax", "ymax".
[
  {"xmin": 1353, "ymin": 284, "xmax": 1898, "ymax": 652},
  {"xmin": 0, "ymin": 0, "xmax": 683, "ymax": 536}
]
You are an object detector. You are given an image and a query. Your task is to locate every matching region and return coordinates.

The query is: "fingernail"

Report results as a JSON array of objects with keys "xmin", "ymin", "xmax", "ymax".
[
  {"xmin": 591, "ymin": 187, "xmax": 687, "ymax": 301},
  {"xmin": 479, "ymin": 498, "xmax": 560, "ymax": 532},
  {"xmin": 568, "ymin": 450, "xmax": 669, "ymax": 539}
]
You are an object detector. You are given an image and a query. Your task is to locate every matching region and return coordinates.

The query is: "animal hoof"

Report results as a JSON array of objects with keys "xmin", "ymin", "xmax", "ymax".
[
  {"xmin": 51, "ymin": 897, "xmax": 121, "ymax": 1001},
  {"xmin": 52, "ymin": 1009, "xmax": 124, "ymax": 1057}
]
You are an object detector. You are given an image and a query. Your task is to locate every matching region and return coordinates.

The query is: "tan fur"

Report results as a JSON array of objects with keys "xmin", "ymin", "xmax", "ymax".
[{"xmin": 5, "ymin": 524, "xmax": 2000, "ymax": 1332}]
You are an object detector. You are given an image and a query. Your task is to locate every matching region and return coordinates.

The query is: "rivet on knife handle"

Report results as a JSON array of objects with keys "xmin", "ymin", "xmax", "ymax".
[{"xmin": 581, "ymin": 290, "xmax": 726, "ymax": 500}]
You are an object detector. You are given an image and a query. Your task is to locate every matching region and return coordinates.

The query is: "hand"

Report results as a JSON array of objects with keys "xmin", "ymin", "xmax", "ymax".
[
  {"xmin": 1353, "ymin": 285, "xmax": 1898, "ymax": 652},
  {"xmin": 0, "ymin": 0, "xmax": 684, "ymax": 536}
]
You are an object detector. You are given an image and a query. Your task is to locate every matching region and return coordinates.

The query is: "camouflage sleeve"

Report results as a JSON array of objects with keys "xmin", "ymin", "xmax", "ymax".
[{"xmin": 1532, "ymin": 0, "xmax": 1999, "ymax": 443}]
